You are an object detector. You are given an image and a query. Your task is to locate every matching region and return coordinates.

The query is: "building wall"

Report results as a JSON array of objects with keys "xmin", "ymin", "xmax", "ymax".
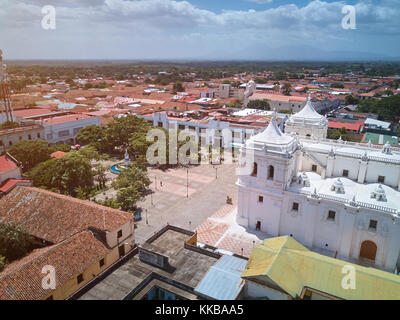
[
  {"xmin": 44, "ymin": 244, "xmax": 127, "ymax": 300},
  {"xmin": 43, "ymin": 117, "xmax": 100, "ymax": 145},
  {"xmin": 0, "ymin": 167, "xmax": 21, "ymax": 185},
  {"xmin": 0, "ymin": 126, "xmax": 45, "ymax": 153},
  {"xmin": 237, "ymin": 143, "xmax": 400, "ymax": 272}
]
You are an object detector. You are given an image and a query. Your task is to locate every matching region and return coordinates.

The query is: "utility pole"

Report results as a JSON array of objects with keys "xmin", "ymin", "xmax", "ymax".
[
  {"xmin": 186, "ymin": 168, "xmax": 189, "ymax": 198},
  {"xmin": 0, "ymin": 49, "xmax": 14, "ymax": 123},
  {"xmin": 145, "ymin": 209, "xmax": 148, "ymax": 225}
]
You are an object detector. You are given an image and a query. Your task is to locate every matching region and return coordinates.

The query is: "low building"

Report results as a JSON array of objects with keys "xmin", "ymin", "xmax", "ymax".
[
  {"xmin": 241, "ymin": 236, "xmax": 400, "ymax": 300},
  {"xmin": 0, "ymin": 154, "xmax": 31, "ymax": 195},
  {"xmin": 0, "ymin": 123, "xmax": 45, "ymax": 153},
  {"xmin": 219, "ymin": 84, "xmax": 245, "ymax": 101},
  {"xmin": 0, "ymin": 187, "xmax": 134, "ymax": 300},
  {"xmin": 75, "ymin": 225, "xmax": 223, "ymax": 300}
]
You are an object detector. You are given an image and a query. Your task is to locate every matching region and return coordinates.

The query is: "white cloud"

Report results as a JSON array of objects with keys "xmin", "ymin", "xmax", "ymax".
[{"xmin": 0, "ymin": 0, "xmax": 399, "ymax": 59}]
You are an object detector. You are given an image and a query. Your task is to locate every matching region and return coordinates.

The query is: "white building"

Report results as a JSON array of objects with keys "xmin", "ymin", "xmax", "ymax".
[
  {"xmin": 39, "ymin": 114, "xmax": 100, "ymax": 145},
  {"xmin": 284, "ymin": 96, "xmax": 328, "ymax": 140},
  {"xmin": 237, "ymin": 98, "xmax": 400, "ymax": 272}
]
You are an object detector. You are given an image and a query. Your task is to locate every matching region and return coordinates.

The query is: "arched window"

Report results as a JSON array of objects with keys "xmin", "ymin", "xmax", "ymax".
[
  {"xmin": 251, "ymin": 162, "xmax": 258, "ymax": 177},
  {"xmin": 268, "ymin": 165, "xmax": 274, "ymax": 180}
]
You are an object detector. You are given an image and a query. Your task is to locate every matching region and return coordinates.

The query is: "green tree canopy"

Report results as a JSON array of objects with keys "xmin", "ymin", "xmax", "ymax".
[
  {"xmin": 0, "ymin": 222, "xmax": 35, "ymax": 265},
  {"xmin": 247, "ymin": 99, "xmax": 271, "ymax": 110},
  {"xmin": 8, "ymin": 139, "xmax": 50, "ymax": 172},
  {"xmin": 30, "ymin": 152, "xmax": 93, "ymax": 194},
  {"xmin": 102, "ymin": 115, "xmax": 151, "ymax": 152},
  {"xmin": 76, "ymin": 125, "xmax": 104, "ymax": 146}
]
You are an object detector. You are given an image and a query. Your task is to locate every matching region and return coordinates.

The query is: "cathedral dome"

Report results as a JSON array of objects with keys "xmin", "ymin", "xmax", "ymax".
[{"xmin": 287, "ymin": 95, "xmax": 327, "ymax": 125}]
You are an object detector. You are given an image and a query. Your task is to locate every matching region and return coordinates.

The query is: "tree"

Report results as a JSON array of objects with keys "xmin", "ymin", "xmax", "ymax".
[
  {"xmin": 76, "ymin": 125, "xmax": 104, "ymax": 146},
  {"xmin": 112, "ymin": 165, "xmax": 150, "ymax": 194},
  {"xmin": 30, "ymin": 152, "xmax": 93, "ymax": 194},
  {"xmin": 247, "ymin": 99, "xmax": 270, "ymax": 110},
  {"xmin": 281, "ymin": 83, "xmax": 292, "ymax": 96},
  {"xmin": 116, "ymin": 186, "xmax": 141, "ymax": 212},
  {"xmin": 0, "ymin": 255, "xmax": 5, "ymax": 271},
  {"xmin": 0, "ymin": 222, "xmax": 35, "ymax": 263},
  {"xmin": 48, "ymin": 144, "xmax": 71, "ymax": 153},
  {"xmin": 8, "ymin": 140, "xmax": 50, "ymax": 172},
  {"xmin": 357, "ymin": 95, "xmax": 400, "ymax": 122},
  {"xmin": 103, "ymin": 115, "xmax": 151, "ymax": 152},
  {"xmin": 172, "ymin": 82, "xmax": 185, "ymax": 94},
  {"xmin": 0, "ymin": 121, "xmax": 19, "ymax": 130},
  {"xmin": 345, "ymin": 95, "xmax": 359, "ymax": 106}
]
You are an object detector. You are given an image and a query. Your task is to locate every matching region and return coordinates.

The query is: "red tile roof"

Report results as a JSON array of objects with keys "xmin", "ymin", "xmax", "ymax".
[
  {"xmin": 50, "ymin": 151, "xmax": 66, "ymax": 159},
  {"xmin": 0, "ymin": 187, "xmax": 132, "ymax": 243},
  {"xmin": 0, "ymin": 231, "xmax": 109, "ymax": 300},
  {"xmin": 328, "ymin": 119, "xmax": 365, "ymax": 131},
  {"xmin": 0, "ymin": 155, "xmax": 18, "ymax": 173},
  {"xmin": 0, "ymin": 179, "xmax": 30, "ymax": 193}
]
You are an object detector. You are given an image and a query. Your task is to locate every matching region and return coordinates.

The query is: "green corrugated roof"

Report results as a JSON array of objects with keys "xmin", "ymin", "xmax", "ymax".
[{"xmin": 241, "ymin": 236, "xmax": 400, "ymax": 300}]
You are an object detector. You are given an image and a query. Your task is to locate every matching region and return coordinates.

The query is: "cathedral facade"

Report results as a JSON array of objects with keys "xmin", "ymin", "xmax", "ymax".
[{"xmin": 237, "ymin": 96, "xmax": 400, "ymax": 272}]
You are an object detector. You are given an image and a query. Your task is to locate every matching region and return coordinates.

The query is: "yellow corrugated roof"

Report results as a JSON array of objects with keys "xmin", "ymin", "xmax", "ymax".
[{"xmin": 241, "ymin": 236, "xmax": 400, "ymax": 300}]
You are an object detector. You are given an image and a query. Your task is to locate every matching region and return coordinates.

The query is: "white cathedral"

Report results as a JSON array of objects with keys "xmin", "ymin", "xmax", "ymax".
[{"xmin": 237, "ymin": 96, "xmax": 400, "ymax": 272}]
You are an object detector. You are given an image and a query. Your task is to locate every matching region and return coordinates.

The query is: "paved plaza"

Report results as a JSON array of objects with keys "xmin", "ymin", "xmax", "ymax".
[{"xmin": 133, "ymin": 163, "xmax": 239, "ymax": 244}]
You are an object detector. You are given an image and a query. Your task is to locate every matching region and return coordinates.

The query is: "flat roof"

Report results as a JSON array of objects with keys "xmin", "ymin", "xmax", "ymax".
[{"xmin": 77, "ymin": 227, "xmax": 220, "ymax": 300}]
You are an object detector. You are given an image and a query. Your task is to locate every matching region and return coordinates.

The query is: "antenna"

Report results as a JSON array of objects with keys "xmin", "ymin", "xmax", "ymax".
[{"xmin": 0, "ymin": 49, "xmax": 14, "ymax": 123}]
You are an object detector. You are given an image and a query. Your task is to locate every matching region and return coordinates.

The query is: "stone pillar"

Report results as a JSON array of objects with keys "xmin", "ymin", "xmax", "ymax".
[
  {"xmin": 358, "ymin": 161, "xmax": 368, "ymax": 184},
  {"xmin": 326, "ymin": 156, "xmax": 334, "ymax": 178},
  {"xmin": 338, "ymin": 206, "xmax": 357, "ymax": 259},
  {"xmin": 383, "ymin": 221, "xmax": 400, "ymax": 272},
  {"xmin": 303, "ymin": 198, "xmax": 318, "ymax": 248}
]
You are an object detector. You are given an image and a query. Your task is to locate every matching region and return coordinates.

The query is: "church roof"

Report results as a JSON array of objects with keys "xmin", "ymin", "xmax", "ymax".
[
  {"xmin": 251, "ymin": 116, "xmax": 295, "ymax": 145},
  {"xmin": 290, "ymin": 95, "xmax": 325, "ymax": 121}
]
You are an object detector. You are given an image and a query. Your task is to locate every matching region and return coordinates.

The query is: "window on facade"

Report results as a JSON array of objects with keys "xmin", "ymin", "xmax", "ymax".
[
  {"xmin": 327, "ymin": 210, "xmax": 336, "ymax": 221},
  {"xmin": 58, "ymin": 130, "xmax": 70, "ymax": 137},
  {"xmin": 28, "ymin": 134, "xmax": 32, "ymax": 140},
  {"xmin": 178, "ymin": 125, "xmax": 185, "ymax": 130},
  {"xmin": 258, "ymin": 196, "xmax": 263, "ymax": 203},
  {"xmin": 378, "ymin": 176, "xmax": 385, "ymax": 183},
  {"xmin": 19, "ymin": 136, "xmax": 22, "ymax": 140},
  {"xmin": 37, "ymin": 133, "xmax": 41, "ymax": 138},
  {"xmin": 312, "ymin": 165, "xmax": 317, "ymax": 172},
  {"xmin": 99, "ymin": 258, "xmax": 105, "ymax": 268},
  {"xmin": 268, "ymin": 165, "xmax": 274, "ymax": 180},
  {"xmin": 292, "ymin": 202, "xmax": 299, "ymax": 211},
  {"xmin": 343, "ymin": 170, "xmax": 349, "ymax": 177},
  {"xmin": 117, "ymin": 230, "xmax": 123, "ymax": 238},
  {"xmin": 9, "ymin": 141, "xmax": 12, "ymax": 146},
  {"xmin": 158, "ymin": 122, "xmax": 163, "ymax": 127},
  {"xmin": 251, "ymin": 162, "xmax": 258, "ymax": 177},
  {"xmin": 369, "ymin": 220, "xmax": 378, "ymax": 230},
  {"xmin": 77, "ymin": 274, "xmax": 84, "ymax": 284}
]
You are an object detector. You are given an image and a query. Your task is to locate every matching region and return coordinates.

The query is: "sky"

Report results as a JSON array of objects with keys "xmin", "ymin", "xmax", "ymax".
[{"xmin": 0, "ymin": 0, "xmax": 399, "ymax": 61}]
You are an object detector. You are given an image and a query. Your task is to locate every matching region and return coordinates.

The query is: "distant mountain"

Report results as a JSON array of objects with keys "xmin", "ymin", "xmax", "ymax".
[{"xmin": 201, "ymin": 44, "xmax": 400, "ymax": 62}]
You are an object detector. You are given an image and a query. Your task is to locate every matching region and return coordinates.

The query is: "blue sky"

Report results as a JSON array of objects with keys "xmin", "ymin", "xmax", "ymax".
[{"xmin": 0, "ymin": 0, "xmax": 399, "ymax": 60}]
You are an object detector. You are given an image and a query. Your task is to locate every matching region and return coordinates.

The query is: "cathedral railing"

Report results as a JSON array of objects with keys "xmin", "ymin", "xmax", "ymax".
[{"xmin": 288, "ymin": 189, "xmax": 399, "ymax": 216}]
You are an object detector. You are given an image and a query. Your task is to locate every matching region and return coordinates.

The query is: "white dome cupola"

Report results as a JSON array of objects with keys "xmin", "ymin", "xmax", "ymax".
[{"xmin": 284, "ymin": 95, "xmax": 328, "ymax": 140}]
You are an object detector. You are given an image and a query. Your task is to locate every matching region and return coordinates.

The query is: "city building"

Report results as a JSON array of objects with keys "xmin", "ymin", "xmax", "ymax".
[
  {"xmin": 0, "ymin": 186, "xmax": 134, "ymax": 300},
  {"xmin": 218, "ymin": 84, "xmax": 245, "ymax": 101},
  {"xmin": 237, "ymin": 98, "xmax": 400, "ymax": 273},
  {"xmin": 76, "ymin": 225, "xmax": 228, "ymax": 300},
  {"xmin": 241, "ymin": 236, "xmax": 400, "ymax": 300},
  {"xmin": 0, "ymin": 153, "xmax": 30, "ymax": 195},
  {"xmin": 13, "ymin": 108, "xmax": 100, "ymax": 145},
  {"xmin": 0, "ymin": 123, "xmax": 45, "ymax": 152}
]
